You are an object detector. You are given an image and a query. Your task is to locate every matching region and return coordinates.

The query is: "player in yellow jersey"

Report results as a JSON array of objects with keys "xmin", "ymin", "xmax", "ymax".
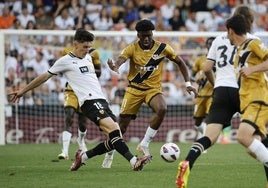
[
  {"xmin": 58, "ymin": 46, "xmax": 101, "ymax": 160},
  {"xmin": 191, "ymin": 37, "xmax": 214, "ymax": 140},
  {"xmin": 227, "ymin": 14, "xmax": 268, "ymax": 186},
  {"xmin": 102, "ymin": 19, "xmax": 197, "ymax": 168}
]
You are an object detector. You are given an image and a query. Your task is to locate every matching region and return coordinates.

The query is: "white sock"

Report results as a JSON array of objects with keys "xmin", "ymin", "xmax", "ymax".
[
  {"xmin": 81, "ymin": 152, "xmax": 88, "ymax": 163},
  {"xmin": 107, "ymin": 150, "xmax": 115, "ymax": 157},
  {"xmin": 77, "ymin": 129, "xmax": 87, "ymax": 143},
  {"xmin": 248, "ymin": 139, "xmax": 268, "ymax": 167},
  {"xmin": 62, "ymin": 131, "xmax": 72, "ymax": 155},
  {"xmin": 140, "ymin": 126, "xmax": 158, "ymax": 147},
  {"xmin": 130, "ymin": 156, "xmax": 137, "ymax": 167}
]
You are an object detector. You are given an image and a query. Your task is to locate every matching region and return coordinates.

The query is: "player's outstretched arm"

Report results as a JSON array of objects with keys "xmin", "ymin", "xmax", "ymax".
[
  {"xmin": 8, "ymin": 72, "xmax": 53, "ymax": 103},
  {"xmin": 203, "ymin": 60, "xmax": 215, "ymax": 86},
  {"xmin": 174, "ymin": 56, "xmax": 198, "ymax": 97}
]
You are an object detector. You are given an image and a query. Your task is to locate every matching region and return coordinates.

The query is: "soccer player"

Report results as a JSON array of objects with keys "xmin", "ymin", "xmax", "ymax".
[
  {"xmin": 227, "ymin": 13, "xmax": 268, "ymax": 185},
  {"xmin": 175, "ymin": 5, "xmax": 259, "ymax": 188},
  {"xmin": 191, "ymin": 37, "xmax": 215, "ymax": 140},
  {"xmin": 102, "ymin": 19, "xmax": 198, "ymax": 168},
  {"xmin": 9, "ymin": 28, "xmax": 150, "ymax": 171},
  {"xmin": 192, "ymin": 37, "xmax": 232, "ymax": 145},
  {"xmin": 57, "ymin": 46, "xmax": 101, "ymax": 160}
]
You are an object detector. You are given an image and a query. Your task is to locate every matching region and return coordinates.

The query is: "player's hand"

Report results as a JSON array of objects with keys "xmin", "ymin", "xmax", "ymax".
[
  {"xmin": 7, "ymin": 91, "xmax": 22, "ymax": 103},
  {"xmin": 240, "ymin": 67, "xmax": 252, "ymax": 77},
  {"xmin": 107, "ymin": 59, "xmax": 119, "ymax": 73},
  {"xmin": 186, "ymin": 86, "xmax": 198, "ymax": 98}
]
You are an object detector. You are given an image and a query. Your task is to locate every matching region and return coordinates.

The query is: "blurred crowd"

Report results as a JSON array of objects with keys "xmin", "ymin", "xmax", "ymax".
[{"xmin": 2, "ymin": 0, "xmax": 268, "ymax": 106}]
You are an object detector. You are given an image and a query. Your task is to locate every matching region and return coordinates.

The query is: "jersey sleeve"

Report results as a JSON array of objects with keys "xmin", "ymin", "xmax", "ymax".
[
  {"xmin": 48, "ymin": 57, "xmax": 67, "ymax": 75},
  {"xmin": 250, "ymin": 39, "xmax": 268, "ymax": 61},
  {"xmin": 164, "ymin": 44, "xmax": 177, "ymax": 60},
  {"xmin": 119, "ymin": 43, "xmax": 134, "ymax": 59}
]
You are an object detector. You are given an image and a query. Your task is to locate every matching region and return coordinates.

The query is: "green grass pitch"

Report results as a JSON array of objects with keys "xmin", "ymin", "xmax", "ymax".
[{"xmin": 0, "ymin": 142, "xmax": 266, "ymax": 188}]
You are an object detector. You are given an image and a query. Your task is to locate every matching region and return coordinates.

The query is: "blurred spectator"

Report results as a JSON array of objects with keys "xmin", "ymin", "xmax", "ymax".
[
  {"xmin": 27, "ymin": 51, "xmax": 50, "ymax": 76},
  {"xmin": 54, "ymin": 7, "xmax": 75, "ymax": 30},
  {"xmin": 162, "ymin": 83, "xmax": 178, "ymax": 105},
  {"xmin": 68, "ymin": 0, "xmax": 80, "ymax": 18},
  {"xmin": 106, "ymin": 0, "xmax": 125, "ymax": 24},
  {"xmin": 35, "ymin": 84, "xmax": 60, "ymax": 105},
  {"xmin": 74, "ymin": 6, "xmax": 92, "ymax": 29},
  {"xmin": 52, "ymin": 0, "xmax": 71, "ymax": 18},
  {"xmin": 93, "ymin": 7, "xmax": 114, "ymax": 30},
  {"xmin": 168, "ymin": 6, "xmax": 185, "ymax": 31},
  {"xmin": 213, "ymin": 0, "xmax": 231, "ymax": 19},
  {"xmin": 185, "ymin": 10, "xmax": 201, "ymax": 31},
  {"xmin": 123, "ymin": 0, "xmax": 139, "ymax": 28},
  {"xmin": 203, "ymin": 9, "xmax": 224, "ymax": 31},
  {"xmin": 35, "ymin": 6, "xmax": 54, "ymax": 30},
  {"xmin": 16, "ymin": 5, "xmax": 36, "ymax": 28},
  {"xmin": 177, "ymin": 0, "xmax": 192, "ymax": 22},
  {"xmin": 12, "ymin": 0, "xmax": 33, "ymax": 16},
  {"xmin": 24, "ymin": 67, "xmax": 36, "ymax": 84},
  {"xmin": 138, "ymin": 0, "xmax": 157, "ymax": 23},
  {"xmin": 154, "ymin": 9, "xmax": 167, "ymax": 30},
  {"xmin": 110, "ymin": 78, "xmax": 127, "ymax": 105},
  {"xmin": 160, "ymin": 0, "xmax": 175, "ymax": 28},
  {"xmin": 85, "ymin": 0, "xmax": 103, "ymax": 23},
  {"xmin": 25, "ymin": 20, "xmax": 37, "ymax": 29},
  {"xmin": 0, "ymin": 5, "xmax": 16, "ymax": 29}
]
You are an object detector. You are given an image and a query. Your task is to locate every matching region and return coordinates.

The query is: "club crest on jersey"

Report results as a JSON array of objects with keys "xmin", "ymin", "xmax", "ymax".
[
  {"xmin": 99, "ymin": 110, "xmax": 104, "ymax": 114},
  {"xmin": 152, "ymin": 54, "xmax": 162, "ymax": 60},
  {"xmin": 79, "ymin": 66, "xmax": 89, "ymax": 73}
]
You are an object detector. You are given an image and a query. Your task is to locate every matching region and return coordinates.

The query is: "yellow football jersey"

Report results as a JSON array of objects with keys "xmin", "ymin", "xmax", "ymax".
[
  {"xmin": 234, "ymin": 39, "xmax": 268, "ymax": 112},
  {"xmin": 119, "ymin": 40, "xmax": 176, "ymax": 89},
  {"xmin": 192, "ymin": 55, "xmax": 213, "ymax": 97}
]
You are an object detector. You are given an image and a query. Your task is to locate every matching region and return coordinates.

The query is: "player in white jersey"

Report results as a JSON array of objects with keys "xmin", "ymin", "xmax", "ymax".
[
  {"xmin": 8, "ymin": 28, "xmax": 150, "ymax": 172},
  {"xmin": 176, "ymin": 6, "xmax": 262, "ymax": 188}
]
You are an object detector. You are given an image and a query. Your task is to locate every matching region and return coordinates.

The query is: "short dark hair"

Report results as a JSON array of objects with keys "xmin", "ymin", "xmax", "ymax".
[
  {"xmin": 135, "ymin": 19, "xmax": 155, "ymax": 32},
  {"xmin": 206, "ymin": 37, "xmax": 215, "ymax": 49},
  {"xmin": 233, "ymin": 5, "xmax": 254, "ymax": 32},
  {"xmin": 226, "ymin": 15, "xmax": 247, "ymax": 35},
  {"xmin": 74, "ymin": 28, "xmax": 94, "ymax": 43}
]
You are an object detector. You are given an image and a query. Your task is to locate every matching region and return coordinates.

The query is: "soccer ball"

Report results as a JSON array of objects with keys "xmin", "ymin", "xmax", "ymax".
[{"xmin": 160, "ymin": 143, "xmax": 180, "ymax": 162}]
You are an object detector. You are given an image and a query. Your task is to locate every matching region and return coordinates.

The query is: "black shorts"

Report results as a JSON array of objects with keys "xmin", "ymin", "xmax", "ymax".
[
  {"xmin": 206, "ymin": 87, "xmax": 240, "ymax": 128},
  {"xmin": 81, "ymin": 99, "xmax": 117, "ymax": 126}
]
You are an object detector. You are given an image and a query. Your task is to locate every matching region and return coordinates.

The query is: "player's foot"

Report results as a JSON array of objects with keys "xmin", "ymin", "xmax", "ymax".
[
  {"xmin": 58, "ymin": 153, "xmax": 69, "ymax": 160},
  {"xmin": 137, "ymin": 144, "xmax": 151, "ymax": 156},
  {"xmin": 176, "ymin": 160, "xmax": 190, "ymax": 188},
  {"xmin": 132, "ymin": 155, "xmax": 151, "ymax": 171},
  {"xmin": 77, "ymin": 138, "xmax": 87, "ymax": 152},
  {"xmin": 70, "ymin": 149, "xmax": 85, "ymax": 171},
  {"xmin": 101, "ymin": 151, "xmax": 114, "ymax": 168}
]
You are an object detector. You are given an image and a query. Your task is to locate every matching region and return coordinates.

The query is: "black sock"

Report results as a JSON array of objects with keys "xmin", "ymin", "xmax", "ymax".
[
  {"xmin": 85, "ymin": 140, "xmax": 113, "ymax": 158},
  {"xmin": 185, "ymin": 136, "xmax": 211, "ymax": 169},
  {"xmin": 109, "ymin": 130, "xmax": 134, "ymax": 161}
]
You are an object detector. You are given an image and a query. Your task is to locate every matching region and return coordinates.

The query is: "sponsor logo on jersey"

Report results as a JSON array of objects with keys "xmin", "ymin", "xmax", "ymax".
[{"xmin": 79, "ymin": 66, "xmax": 89, "ymax": 73}]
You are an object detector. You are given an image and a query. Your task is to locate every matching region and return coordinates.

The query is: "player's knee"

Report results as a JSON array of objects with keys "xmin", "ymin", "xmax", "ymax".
[
  {"xmin": 119, "ymin": 124, "xmax": 127, "ymax": 134},
  {"xmin": 155, "ymin": 105, "xmax": 167, "ymax": 117}
]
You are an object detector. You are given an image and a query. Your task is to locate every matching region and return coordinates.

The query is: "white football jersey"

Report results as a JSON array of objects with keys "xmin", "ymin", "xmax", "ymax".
[
  {"xmin": 207, "ymin": 32, "xmax": 258, "ymax": 88},
  {"xmin": 48, "ymin": 52, "xmax": 106, "ymax": 106}
]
